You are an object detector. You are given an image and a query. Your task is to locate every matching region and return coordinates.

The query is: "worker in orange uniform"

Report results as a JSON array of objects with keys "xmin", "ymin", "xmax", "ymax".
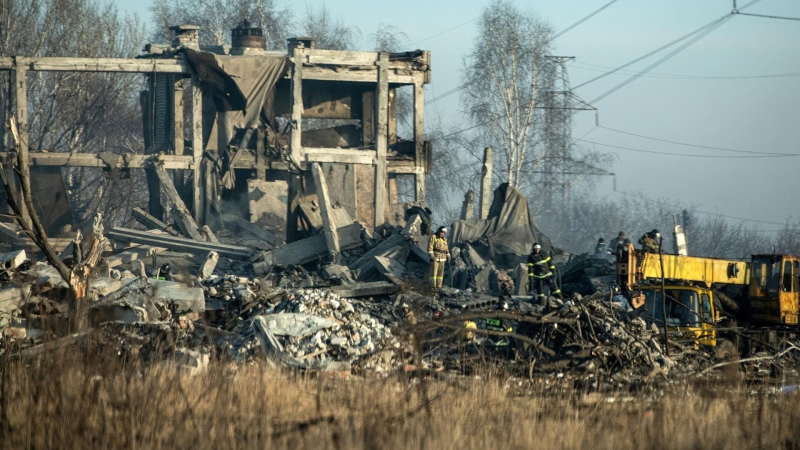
[{"xmin": 428, "ymin": 226, "xmax": 451, "ymax": 288}]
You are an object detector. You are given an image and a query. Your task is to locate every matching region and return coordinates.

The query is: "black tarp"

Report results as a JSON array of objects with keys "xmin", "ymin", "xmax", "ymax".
[{"xmin": 450, "ymin": 183, "xmax": 552, "ymax": 268}]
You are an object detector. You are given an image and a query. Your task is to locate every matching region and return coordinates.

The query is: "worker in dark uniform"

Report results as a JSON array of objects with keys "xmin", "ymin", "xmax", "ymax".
[
  {"xmin": 594, "ymin": 238, "xmax": 606, "ymax": 256},
  {"xmin": 527, "ymin": 243, "xmax": 562, "ymax": 306},
  {"xmin": 638, "ymin": 229, "xmax": 661, "ymax": 253},
  {"xmin": 427, "ymin": 226, "xmax": 451, "ymax": 288},
  {"xmin": 609, "ymin": 231, "xmax": 626, "ymax": 254}
]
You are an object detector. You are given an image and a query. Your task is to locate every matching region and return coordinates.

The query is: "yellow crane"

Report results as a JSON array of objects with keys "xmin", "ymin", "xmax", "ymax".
[{"xmin": 615, "ymin": 243, "xmax": 800, "ymax": 357}]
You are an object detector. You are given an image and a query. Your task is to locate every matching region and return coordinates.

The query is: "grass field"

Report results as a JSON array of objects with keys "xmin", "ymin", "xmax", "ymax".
[{"xmin": 1, "ymin": 351, "xmax": 799, "ymax": 450}]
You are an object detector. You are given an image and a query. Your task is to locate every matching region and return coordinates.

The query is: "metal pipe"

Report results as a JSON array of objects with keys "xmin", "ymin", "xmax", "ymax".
[{"xmin": 659, "ymin": 236, "xmax": 670, "ymax": 356}]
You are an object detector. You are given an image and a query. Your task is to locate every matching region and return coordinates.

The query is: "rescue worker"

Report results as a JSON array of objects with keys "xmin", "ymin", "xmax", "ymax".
[
  {"xmin": 427, "ymin": 226, "xmax": 451, "ymax": 288},
  {"xmin": 594, "ymin": 238, "xmax": 606, "ymax": 256},
  {"xmin": 527, "ymin": 242, "xmax": 562, "ymax": 306},
  {"xmin": 609, "ymin": 231, "xmax": 626, "ymax": 254},
  {"xmin": 638, "ymin": 229, "xmax": 661, "ymax": 253},
  {"xmin": 401, "ymin": 303, "xmax": 418, "ymax": 356}
]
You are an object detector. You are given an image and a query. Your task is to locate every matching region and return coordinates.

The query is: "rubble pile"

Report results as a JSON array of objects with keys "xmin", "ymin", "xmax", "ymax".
[
  {"xmin": 229, "ymin": 288, "xmax": 401, "ymax": 374},
  {"xmin": 0, "ymin": 186, "xmax": 798, "ymax": 389},
  {"xmin": 406, "ymin": 293, "xmax": 687, "ymax": 386}
]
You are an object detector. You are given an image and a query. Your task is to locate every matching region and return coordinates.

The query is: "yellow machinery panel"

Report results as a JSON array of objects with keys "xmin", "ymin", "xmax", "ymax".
[{"xmin": 637, "ymin": 252, "xmax": 750, "ymax": 286}]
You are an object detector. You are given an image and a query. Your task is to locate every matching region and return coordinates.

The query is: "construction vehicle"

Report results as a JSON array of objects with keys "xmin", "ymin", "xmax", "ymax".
[
  {"xmin": 615, "ymin": 244, "xmax": 800, "ymax": 357},
  {"xmin": 615, "ymin": 243, "xmax": 748, "ymax": 357}
]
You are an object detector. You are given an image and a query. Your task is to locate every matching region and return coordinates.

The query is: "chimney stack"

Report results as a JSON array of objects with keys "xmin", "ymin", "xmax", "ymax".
[
  {"xmin": 169, "ymin": 25, "xmax": 200, "ymax": 49},
  {"xmin": 230, "ymin": 20, "xmax": 263, "ymax": 55}
]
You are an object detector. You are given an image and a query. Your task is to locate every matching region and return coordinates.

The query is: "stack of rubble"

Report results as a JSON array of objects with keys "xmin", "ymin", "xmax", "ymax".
[{"xmin": 559, "ymin": 253, "xmax": 616, "ymax": 296}]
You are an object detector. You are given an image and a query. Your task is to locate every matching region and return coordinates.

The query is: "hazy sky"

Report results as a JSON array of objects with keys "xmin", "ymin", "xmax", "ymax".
[{"xmin": 114, "ymin": 0, "xmax": 800, "ymax": 232}]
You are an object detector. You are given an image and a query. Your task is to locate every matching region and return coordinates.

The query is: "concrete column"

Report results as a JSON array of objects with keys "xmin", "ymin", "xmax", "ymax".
[
  {"xmin": 479, "ymin": 146, "xmax": 493, "ymax": 219},
  {"xmin": 460, "ymin": 190, "xmax": 475, "ymax": 220}
]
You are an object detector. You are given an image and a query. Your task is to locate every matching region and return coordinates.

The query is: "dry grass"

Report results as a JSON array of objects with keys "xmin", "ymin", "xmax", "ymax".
[{"xmin": 1, "ymin": 350, "xmax": 799, "ymax": 449}]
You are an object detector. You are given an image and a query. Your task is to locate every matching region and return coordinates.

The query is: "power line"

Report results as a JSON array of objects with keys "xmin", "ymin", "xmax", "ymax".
[
  {"xmin": 430, "ymin": 124, "xmax": 482, "ymax": 141},
  {"xmin": 736, "ymin": 12, "xmax": 800, "ymax": 21},
  {"xmin": 573, "ymin": 137, "xmax": 800, "ymax": 158},
  {"xmin": 409, "ymin": 18, "xmax": 477, "ymax": 45},
  {"xmin": 425, "ymin": 85, "xmax": 465, "ymax": 105},
  {"xmin": 548, "ymin": 0, "xmax": 621, "ymax": 42},
  {"xmin": 424, "ymin": 1, "xmax": 621, "ymax": 107},
  {"xmin": 569, "ymin": 62, "xmax": 800, "ymax": 80},
  {"xmin": 589, "ymin": 13, "xmax": 734, "ymax": 103},
  {"xmin": 596, "ymin": 125, "xmax": 792, "ymax": 156},
  {"xmin": 573, "ymin": 0, "xmax": 765, "ymax": 90}
]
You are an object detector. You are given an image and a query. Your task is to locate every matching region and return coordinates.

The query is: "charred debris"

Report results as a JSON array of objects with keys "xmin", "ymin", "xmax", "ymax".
[{"xmin": 0, "ymin": 24, "xmax": 797, "ymax": 389}]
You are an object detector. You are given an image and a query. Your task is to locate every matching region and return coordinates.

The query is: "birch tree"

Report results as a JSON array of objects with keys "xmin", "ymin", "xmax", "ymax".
[{"xmin": 461, "ymin": 0, "xmax": 552, "ymax": 189}]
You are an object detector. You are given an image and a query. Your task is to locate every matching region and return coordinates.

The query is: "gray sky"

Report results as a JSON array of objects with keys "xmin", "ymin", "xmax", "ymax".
[{"xmin": 115, "ymin": 0, "xmax": 800, "ymax": 232}]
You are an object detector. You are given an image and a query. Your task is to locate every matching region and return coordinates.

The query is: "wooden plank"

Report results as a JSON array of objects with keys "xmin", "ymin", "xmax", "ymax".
[
  {"xmin": 0, "ymin": 57, "xmax": 188, "ymax": 73},
  {"xmin": 310, "ymin": 163, "xmax": 340, "ymax": 260},
  {"xmin": 388, "ymin": 89, "xmax": 397, "ymax": 145},
  {"xmin": 154, "ymin": 164, "xmax": 203, "ymax": 241},
  {"xmin": 290, "ymin": 48, "xmax": 305, "ymax": 163},
  {"xmin": 173, "ymin": 77, "xmax": 185, "ymax": 155},
  {"xmin": 191, "ymin": 76, "xmax": 204, "ymax": 225},
  {"xmin": 301, "ymin": 66, "xmax": 416, "ymax": 84},
  {"xmin": 413, "ymin": 78, "xmax": 425, "ymax": 201},
  {"xmin": 0, "ymin": 152, "xmax": 192, "ymax": 169},
  {"xmin": 14, "ymin": 65, "xmax": 31, "ymax": 227},
  {"xmin": 131, "ymin": 207, "xmax": 180, "ymax": 236},
  {"xmin": 303, "ymin": 49, "xmax": 378, "ymax": 66},
  {"xmin": 362, "ymin": 90, "xmax": 374, "ymax": 145},
  {"xmin": 374, "ymin": 53, "xmax": 389, "ymax": 228},
  {"xmin": 106, "ymin": 228, "xmax": 253, "ymax": 259},
  {"xmin": 303, "ymin": 148, "xmax": 375, "ymax": 165}
]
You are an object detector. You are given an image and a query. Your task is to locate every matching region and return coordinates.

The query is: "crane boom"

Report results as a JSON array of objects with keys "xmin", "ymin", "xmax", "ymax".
[{"xmin": 616, "ymin": 243, "xmax": 750, "ymax": 291}]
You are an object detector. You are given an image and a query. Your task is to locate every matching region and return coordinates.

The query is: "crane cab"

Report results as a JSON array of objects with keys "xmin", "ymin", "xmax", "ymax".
[
  {"xmin": 749, "ymin": 255, "xmax": 800, "ymax": 325},
  {"xmin": 637, "ymin": 285, "xmax": 717, "ymax": 346}
]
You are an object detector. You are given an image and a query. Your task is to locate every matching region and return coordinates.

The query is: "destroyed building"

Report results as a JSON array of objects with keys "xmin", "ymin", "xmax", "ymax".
[
  {"xmin": 2, "ymin": 23, "xmax": 794, "ymax": 387},
  {"xmin": 0, "ymin": 22, "xmax": 431, "ymax": 245}
]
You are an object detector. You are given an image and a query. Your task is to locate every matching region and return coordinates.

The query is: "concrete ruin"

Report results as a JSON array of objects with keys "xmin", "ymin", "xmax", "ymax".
[{"xmin": 0, "ymin": 22, "xmax": 431, "ymax": 244}]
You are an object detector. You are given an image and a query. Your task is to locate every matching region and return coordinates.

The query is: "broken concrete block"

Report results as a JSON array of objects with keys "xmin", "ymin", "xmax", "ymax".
[
  {"xmin": 247, "ymin": 179, "xmax": 288, "ymax": 224},
  {"xmin": 473, "ymin": 266, "xmax": 493, "ymax": 294},
  {"xmin": 0, "ymin": 250, "xmax": 26, "ymax": 269},
  {"xmin": 152, "ymin": 281, "xmax": 205, "ymax": 313},
  {"xmin": 199, "ymin": 251, "xmax": 219, "ymax": 279},
  {"xmin": 349, "ymin": 234, "xmax": 404, "ymax": 270},
  {"xmin": 89, "ymin": 277, "xmax": 123, "ymax": 296},
  {"xmin": 464, "ymin": 243, "xmax": 487, "ymax": 268},
  {"xmin": 259, "ymin": 223, "xmax": 362, "ymax": 268},
  {"xmin": 513, "ymin": 263, "xmax": 528, "ymax": 295},
  {"xmin": 0, "ymin": 288, "xmax": 24, "ymax": 314},
  {"xmin": 330, "ymin": 336, "xmax": 347, "ymax": 346},
  {"xmin": 322, "ymin": 264, "xmax": 356, "ymax": 284},
  {"xmin": 357, "ymin": 256, "xmax": 405, "ymax": 284},
  {"xmin": 92, "ymin": 277, "xmax": 161, "ymax": 322},
  {"xmin": 264, "ymin": 313, "xmax": 339, "ymax": 338}
]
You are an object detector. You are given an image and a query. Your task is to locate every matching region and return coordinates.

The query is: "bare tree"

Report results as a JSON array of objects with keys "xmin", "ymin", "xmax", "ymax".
[
  {"xmin": 299, "ymin": 5, "xmax": 360, "ymax": 51},
  {"xmin": 150, "ymin": 0, "xmax": 292, "ymax": 50},
  {"xmin": 461, "ymin": 0, "xmax": 553, "ymax": 189},
  {"xmin": 0, "ymin": 0, "xmax": 148, "ymax": 230}
]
